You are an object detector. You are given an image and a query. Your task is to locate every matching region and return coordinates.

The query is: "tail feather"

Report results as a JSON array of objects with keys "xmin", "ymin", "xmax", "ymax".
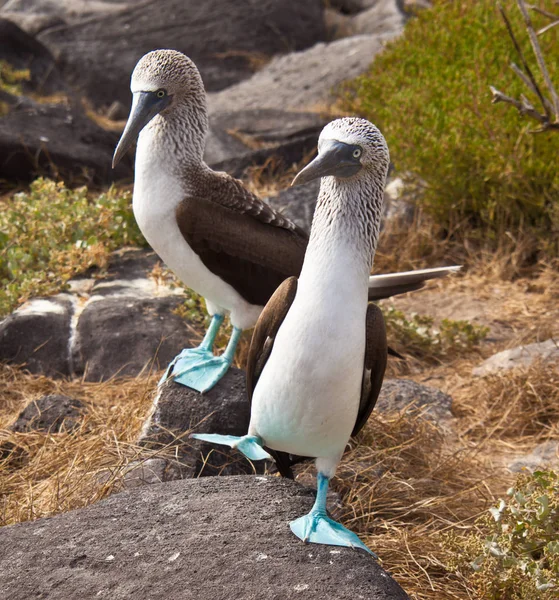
[{"xmin": 368, "ymin": 266, "xmax": 461, "ymax": 301}]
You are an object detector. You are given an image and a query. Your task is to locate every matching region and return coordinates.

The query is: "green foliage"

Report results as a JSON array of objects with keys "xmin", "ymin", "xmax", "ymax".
[
  {"xmin": 0, "ymin": 179, "xmax": 146, "ymax": 317},
  {"xmin": 0, "ymin": 60, "xmax": 29, "ymax": 95},
  {"xmin": 341, "ymin": 0, "xmax": 559, "ymax": 248},
  {"xmin": 382, "ymin": 305, "xmax": 488, "ymax": 360},
  {"xmin": 0, "ymin": 61, "xmax": 30, "ymax": 116},
  {"xmin": 444, "ymin": 470, "xmax": 559, "ymax": 599}
]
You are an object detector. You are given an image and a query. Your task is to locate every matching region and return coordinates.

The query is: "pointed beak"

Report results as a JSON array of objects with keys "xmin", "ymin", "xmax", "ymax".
[
  {"xmin": 112, "ymin": 91, "xmax": 171, "ymax": 168},
  {"xmin": 291, "ymin": 139, "xmax": 362, "ymax": 187}
]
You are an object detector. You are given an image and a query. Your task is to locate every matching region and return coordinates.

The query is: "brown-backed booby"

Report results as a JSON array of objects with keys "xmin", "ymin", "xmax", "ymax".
[
  {"xmin": 112, "ymin": 49, "xmax": 459, "ymax": 393},
  {"xmin": 192, "ymin": 117, "xmax": 392, "ymax": 554}
]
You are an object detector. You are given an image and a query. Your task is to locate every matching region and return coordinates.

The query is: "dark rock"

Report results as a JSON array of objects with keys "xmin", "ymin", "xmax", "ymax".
[
  {"xmin": 0, "ymin": 476, "xmax": 410, "ymax": 600},
  {"xmin": 210, "ymin": 133, "xmax": 320, "ymax": 180},
  {"xmin": 205, "ymin": 108, "xmax": 325, "ymax": 167},
  {"xmin": 0, "ymin": 12, "xmax": 65, "ymax": 36},
  {"xmin": 376, "ymin": 379, "xmax": 453, "ymax": 422},
  {"xmin": 0, "ymin": 294, "xmax": 73, "ymax": 377},
  {"xmin": 142, "ymin": 369, "xmax": 261, "ymax": 478},
  {"xmin": 328, "ymin": 0, "xmax": 380, "ymax": 14},
  {"xmin": 508, "ymin": 441, "xmax": 559, "ymax": 473},
  {"xmin": 0, "ymin": 99, "xmax": 132, "ymax": 183},
  {"xmin": 266, "ymin": 179, "xmax": 320, "ymax": 232},
  {"xmin": 72, "ymin": 295, "xmax": 196, "ymax": 381},
  {"xmin": 473, "ymin": 339, "xmax": 559, "ymax": 376},
  {"xmin": 208, "ymin": 34, "xmax": 386, "ymax": 114},
  {"xmin": 0, "ymin": 18, "xmax": 66, "ymax": 95},
  {"xmin": 37, "ymin": 0, "xmax": 327, "ymax": 108},
  {"xmin": 11, "ymin": 394, "xmax": 84, "ymax": 433}
]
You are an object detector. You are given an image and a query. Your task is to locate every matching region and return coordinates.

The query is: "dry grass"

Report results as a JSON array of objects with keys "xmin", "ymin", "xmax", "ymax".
[{"xmin": 0, "ymin": 364, "xmax": 160, "ymax": 526}]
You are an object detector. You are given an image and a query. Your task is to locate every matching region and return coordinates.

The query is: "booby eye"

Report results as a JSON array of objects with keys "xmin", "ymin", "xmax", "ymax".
[
  {"xmin": 156, "ymin": 89, "xmax": 166, "ymax": 98},
  {"xmin": 352, "ymin": 148, "xmax": 362, "ymax": 159}
]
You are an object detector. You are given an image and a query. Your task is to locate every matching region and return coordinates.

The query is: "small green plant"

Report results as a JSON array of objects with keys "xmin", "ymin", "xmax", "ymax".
[
  {"xmin": 340, "ymin": 0, "xmax": 559, "ymax": 252},
  {"xmin": 382, "ymin": 305, "xmax": 488, "ymax": 360},
  {"xmin": 444, "ymin": 469, "xmax": 559, "ymax": 599},
  {"xmin": 0, "ymin": 61, "xmax": 30, "ymax": 96},
  {"xmin": 0, "ymin": 178, "xmax": 146, "ymax": 316}
]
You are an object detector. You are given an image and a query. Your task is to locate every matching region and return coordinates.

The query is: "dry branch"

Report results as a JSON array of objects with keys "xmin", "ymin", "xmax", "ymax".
[{"xmin": 491, "ymin": 1, "xmax": 559, "ymax": 132}]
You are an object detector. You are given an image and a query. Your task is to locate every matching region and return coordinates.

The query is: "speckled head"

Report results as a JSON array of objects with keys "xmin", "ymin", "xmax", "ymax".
[
  {"xmin": 292, "ymin": 117, "xmax": 389, "ymax": 187},
  {"xmin": 113, "ymin": 49, "xmax": 207, "ymax": 167},
  {"xmin": 131, "ymin": 49, "xmax": 205, "ymax": 102}
]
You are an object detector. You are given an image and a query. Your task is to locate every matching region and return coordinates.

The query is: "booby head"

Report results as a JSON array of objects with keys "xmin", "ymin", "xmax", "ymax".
[
  {"xmin": 113, "ymin": 49, "xmax": 207, "ymax": 167},
  {"xmin": 291, "ymin": 117, "xmax": 389, "ymax": 187}
]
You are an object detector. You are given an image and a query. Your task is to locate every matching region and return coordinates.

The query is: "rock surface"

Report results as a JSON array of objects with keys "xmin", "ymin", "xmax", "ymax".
[
  {"xmin": 35, "ymin": 0, "xmax": 326, "ymax": 108},
  {"xmin": 473, "ymin": 339, "xmax": 559, "ymax": 376},
  {"xmin": 0, "ymin": 97, "xmax": 132, "ymax": 183},
  {"xmin": 11, "ymin": 394, "xmax": 84, "ymax": 433},
  {"xmin": 508, "ymin": 441, "xmax": 559, "ymax": 473},
  {"xmin": 0, "ymin": 476, "xmax": 410, "ymax": 599},
  {"xmin": 0, "ymin": 18, "xmax": 66, "ymax": 95},
  {"xmin": 0, "ymin": 294, "xmax": 74, "ymax": 377},
  {"xmin": 208, "ymin": 34, "xmax": 386, "ymax": 114},
  {"xmin": 0, "ymin": 249, "xmax": 197, "ymax": 381},
  {"xmin": 376, "ymin": 379, "xmax": 453, "ymax": 422},
  {"xmin": 142, "ymin": 369, "xmax": 263, "ymax": 479}
]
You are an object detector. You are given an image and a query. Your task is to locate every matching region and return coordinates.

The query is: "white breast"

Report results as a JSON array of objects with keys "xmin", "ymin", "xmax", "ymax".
[
  {"xmin": 248, "ymin": 243, "xmax": 368, "ymax": 461},
  {"xmin": 132, "ymin": 127, "xmax": 263, "ymax": 330}
]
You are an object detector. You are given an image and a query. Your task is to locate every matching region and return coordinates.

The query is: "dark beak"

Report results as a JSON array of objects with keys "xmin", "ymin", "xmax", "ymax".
[
  {"xmin": 112, "ymin": 91, "xmax": 171, "ymax": 168},
  {"xmin": 291, "ymin": 139, "xmax": 362, "ymax": 187}
]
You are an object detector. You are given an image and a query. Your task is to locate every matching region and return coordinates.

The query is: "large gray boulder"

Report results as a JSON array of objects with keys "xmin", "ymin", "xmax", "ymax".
[
  {"xmin": 473, "ymin": 339, "xmax": 559, "ymax": 376},
  {"xmin": 0, "ymin": 294, "xmax": 74, "ymax": 377},
  {"xmin": 208, "ymin": 34, "xmax": 387, "ymax": 114},
  {"xmin": 0, "ymin": 476, "xmax": 410, "ymax": 599},
  {"xmin": 34, "ymin": 0, "xmax": 326, "ymax": 108},
  {"xmin": 142, "ymin": 369, "xmax": 263, "ymax": 478}
]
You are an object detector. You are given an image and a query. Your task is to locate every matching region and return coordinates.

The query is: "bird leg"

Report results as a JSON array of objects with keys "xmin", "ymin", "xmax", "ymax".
[
  {"xmin": 160, "ymin": 315, "xmax": 242, "ymax": 393},
  {"xmin": 290, "ymin": 473, "xmax": 376, "ymax": 556},
  {"xmin": 189, "ymin": 433, "xmax": 272, "ymax": 461}
]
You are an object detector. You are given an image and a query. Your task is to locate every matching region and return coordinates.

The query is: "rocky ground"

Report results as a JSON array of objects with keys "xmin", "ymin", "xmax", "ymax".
[{"xmin": 1, "ymin": 2, "xmax": 558, "ymax": 599}]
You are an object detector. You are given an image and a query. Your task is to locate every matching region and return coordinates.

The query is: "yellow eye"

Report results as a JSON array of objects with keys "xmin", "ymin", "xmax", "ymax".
[
  {"xmin": 156, "ymin": 89, "xmax": 166, "ymax": 98},
  {"xmin": 353, "ymin": 148, "xmax": 362, "ymax": 159}
]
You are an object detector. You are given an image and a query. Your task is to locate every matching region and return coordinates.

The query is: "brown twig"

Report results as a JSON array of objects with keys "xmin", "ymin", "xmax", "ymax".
[{"xmin": 491, "ymin": 1, "xmax": 559, "ymax": 131}]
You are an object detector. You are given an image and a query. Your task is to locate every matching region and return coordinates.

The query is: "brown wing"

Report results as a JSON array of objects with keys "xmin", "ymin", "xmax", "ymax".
[
  {"xmin": 351, "ymin": 303, "xmax": 388, "ymax": 437},
  {"xmin": 212, "ymin": 171, "xmax": 307, "ymax": 237},
  {"xmin": 246, "ymin": 276, "xmax": 298, "ymax": 478},
  {"xmin": 176, "ymin": 195, "xmax": 307, "ymax": 307}
]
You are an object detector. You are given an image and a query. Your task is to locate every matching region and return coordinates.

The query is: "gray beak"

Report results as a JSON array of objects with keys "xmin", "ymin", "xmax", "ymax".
[
  {"xmin": 291, "ymin": 139, "xmax": 362, "ymax": 187},
  {"xmin": 112, "ymin": 91, "xmax": 171, "ymax": 168}
]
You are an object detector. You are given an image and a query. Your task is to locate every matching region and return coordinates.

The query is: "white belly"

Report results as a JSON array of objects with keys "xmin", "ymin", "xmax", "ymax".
[
  {"xmin": 132, "ymin": 134, "xmax": 262, "ymax": 330},
  {"xmin": 249, "ymin": 280, "xmax": 367, "ymax": 460}
]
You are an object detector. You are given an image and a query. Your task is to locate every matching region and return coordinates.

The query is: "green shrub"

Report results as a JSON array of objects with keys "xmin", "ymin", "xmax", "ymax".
[
  {"xmin": 444, "ymin": 469, "xmax": 559, "ymax": 599},
  {"xmin": 341, "ymin": 0, "xmax": 559, "ymax": 250},
  {"xmin": 0, "ymin": 179, "xmax": 145, "ymax": 316},
  {"xmin": 382, "ymin": 305, "xmax": 488, "ymax": 360}
]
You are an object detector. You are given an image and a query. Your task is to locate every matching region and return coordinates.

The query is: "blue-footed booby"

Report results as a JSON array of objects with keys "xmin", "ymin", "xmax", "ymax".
[
  {"xmin": 113, "ymin": 49, "xmax": 459, "ymax": 393},
  {"xmin": 192, "ymin": 117, "xmax": 393, "ymax": 555}
]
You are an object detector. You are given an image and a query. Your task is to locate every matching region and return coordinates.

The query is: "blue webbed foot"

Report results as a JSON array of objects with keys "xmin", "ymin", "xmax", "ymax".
[
  {"xmin": 160, "ymin": 316, "xmax": 242, "ymax": 393},
  {"xmin": 290, "ymin": 472, "xmax": 377, "ymax": 557},
  {"xmin": 190, "ymin": 433, "xmax": 272, "ymax": 461},
  {"xmin": 290, "ymin": 511, "xmax": 376, "ymax": 556},
  {"xmin": 167, "ymin": 351, "xmax": 233, "ymax": 393}
]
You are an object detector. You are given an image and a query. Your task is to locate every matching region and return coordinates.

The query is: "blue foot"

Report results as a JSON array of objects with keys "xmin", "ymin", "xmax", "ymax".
[
  {"xmin": 290, "ymin": 512, "xmax": 376, "ymax": 556},
  {"xmin": 190, "ymin": 433, "xmax": 272, "ymax": 461},
  {"xmin": 160, "ymin": 316, "xmax": 243, "ymax": 393},
  {"xmin": 290, "ymin": 472, "xmax": 376, "ymax": 557}
]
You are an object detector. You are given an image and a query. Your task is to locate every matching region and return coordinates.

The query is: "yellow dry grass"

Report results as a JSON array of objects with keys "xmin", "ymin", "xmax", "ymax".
[{"xmin": 0, "ymin": 365, "xmax": 160, "ymax": 526}]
